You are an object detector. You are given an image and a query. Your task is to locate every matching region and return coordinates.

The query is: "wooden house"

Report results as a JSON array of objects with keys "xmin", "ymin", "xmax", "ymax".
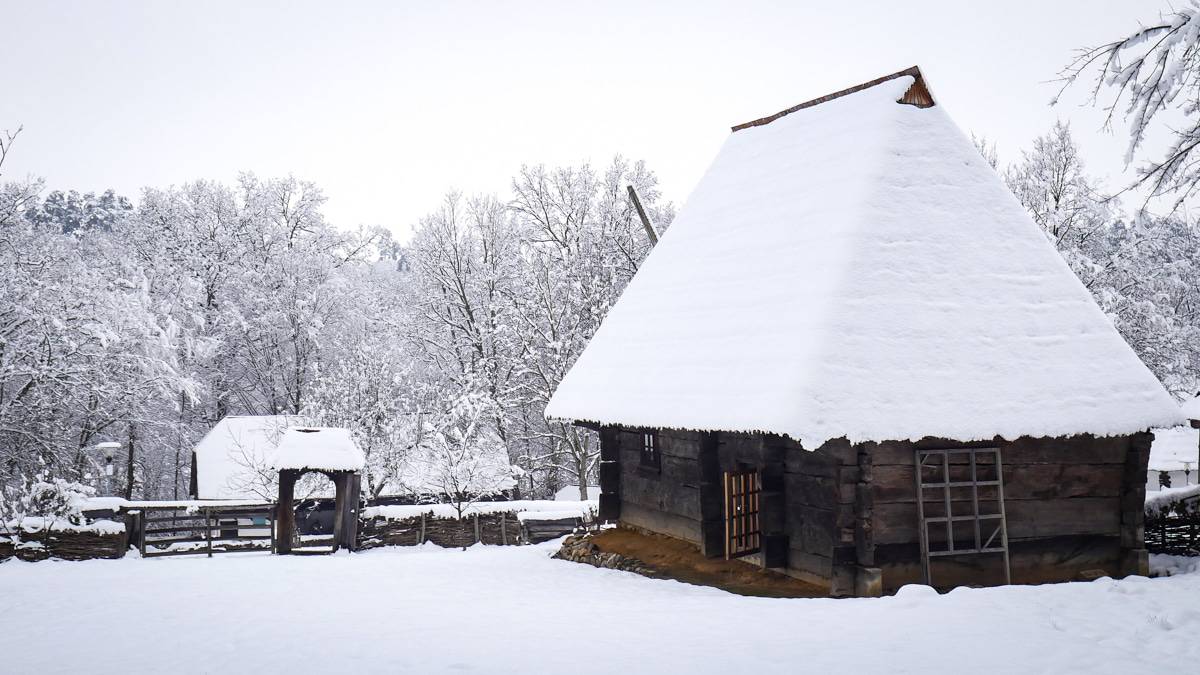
[{"xmin": 545, "ymin": 67, "xmax": 1184, "ymax": 596}]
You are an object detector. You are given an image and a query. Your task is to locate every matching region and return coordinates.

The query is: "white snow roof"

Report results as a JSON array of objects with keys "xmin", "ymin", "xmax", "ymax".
[
  {"xmin": 1149, "ymin": 426, "xmax": 1200, "ymax": 472},
  {"xmin": 194, "ymin": 415, "xmax": 307, "ymax": 500},
  {"xmin": 271, "ymin": 427, "xmax": 365, "ymax": 472},
  {"xmin": 546, "ymin": 67, "xmax": 1184, "ymax": 448}
]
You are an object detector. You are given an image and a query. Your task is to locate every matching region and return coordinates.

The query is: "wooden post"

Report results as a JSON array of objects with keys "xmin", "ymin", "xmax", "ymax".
[
  {"xmin": 697, "ymin": 432, "xmax": 725, "ymax": 558},
  {"xmin": 853, "ymin": 445, "xmax": 881, "ymax": 597},
  {"xmin": 474, "ymin": 512, "xmax": 481, "ymax": 545},
  {"xmin": 276, "ymin": 470, "xmax": 297, "ymax": 554},
  {"xmin": 343, "ymin": 472, "xmax": 361, "ymax": 552},
  {"xmin": 500, "ymin": 513, "xmax": 508, "ymax": 545},
  {"xmin": 330, "ymin": 472, "xmax": 346, "ymax": 554},
  {"xmin": 137, "ymin": 510, "xmax": 146, "ymax": 557},
  {"xmin": 626, "ymin": 185, "xmax": 658, "ymax": 246},
  {"xmin": 204, "ymin": 507, "xmax": 213, "ymax": 558},
  {"xmin": 597, "ymin": 426, "xmax": 622, "ymax": 523},
  {"xmin": 269, "ymin": 507, "xmax": 276, "ymax": 554},
  {"xmin": 1119, "ymin": 432, "xmax": 1152, "ymax": 576},
  {"xmin": 420, "ymin": 512, "xmax": 426, "ymax": 544}
]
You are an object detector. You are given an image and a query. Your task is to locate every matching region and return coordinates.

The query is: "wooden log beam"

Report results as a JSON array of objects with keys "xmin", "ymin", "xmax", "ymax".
[{"xmin": 626, "ymin": 185, "xmax": 658, "ymax": 246}]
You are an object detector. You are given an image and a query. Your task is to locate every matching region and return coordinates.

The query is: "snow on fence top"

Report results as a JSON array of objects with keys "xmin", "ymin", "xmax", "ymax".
[
  {"xmin": 1145, "ymin": 484, "xmax": 1200, "ymax": 516},
  {"xmin": 271, "ymin": 427, "xmax": 365, "ymax": 472},
  {"xmin": 545, "ymin": 67, "xmax": 1183, "ymax": 448},
  {"xmin": 3, "ymin": 517, "xmax": 125, "ymax": 536},
  {"xmin": 362, "ymin": 500, "xmax": 597, "ymax": 521},
  {"xmin": 194, "ymin": 415, "xmax": 308, "ymax": 500}
]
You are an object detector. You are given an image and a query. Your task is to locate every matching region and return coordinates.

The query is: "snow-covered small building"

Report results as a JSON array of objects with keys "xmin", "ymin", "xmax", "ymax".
[
  {"xmin": 1147, "ymin": 426, "xmax": 1200, "ymax": 491},
  {"xmin": 190, "ymin": 415, "xmax": 307, "ymax": 501},
  {"xmin": 1150, "ymin": 395, "xmax": 1200, "ymax": 491},
  {"xmin": 546, "ymin": 67, "xmax": 1183, "ymax": 596}
]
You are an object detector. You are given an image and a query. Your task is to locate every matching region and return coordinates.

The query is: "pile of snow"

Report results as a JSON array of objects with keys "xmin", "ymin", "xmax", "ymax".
[
  {"xmin": 2, "ymin": 543, "xmax": 1200, "ymax": 673},
  {"xmin": 1151, "ymin": 553, "xmax": 1200, "ymax": 577},
  {"xmin": 271, "ymin": 427, "xmax": 364, "ymax": 472},
  {"xmin": 546, "ymin": 70, "xmax": 1182, "ymax": 447},
  {"xmin": 193, "ymin": 415, "xmax": 307, "ymax": 499},
  {"xmin": 362, "ymin": 500, "xmax": 596, "ymax": 521}
]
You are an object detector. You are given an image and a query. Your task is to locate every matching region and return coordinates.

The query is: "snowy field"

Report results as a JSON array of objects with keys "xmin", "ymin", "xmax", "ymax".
[{"xmin": 2, "ymin": 544, "xmax": 1200, "ymax": 674}]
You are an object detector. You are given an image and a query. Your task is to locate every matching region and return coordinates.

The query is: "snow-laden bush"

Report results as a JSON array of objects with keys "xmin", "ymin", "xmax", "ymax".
[{"xmin": 1, "ymin": 473, "xmax": 96, "ymax": 536}]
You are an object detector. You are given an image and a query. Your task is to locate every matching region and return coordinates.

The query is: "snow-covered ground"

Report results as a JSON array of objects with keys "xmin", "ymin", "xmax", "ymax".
[{"xmin": 2, "ymin": 544, "xmax": 1199, "ymax": 674}]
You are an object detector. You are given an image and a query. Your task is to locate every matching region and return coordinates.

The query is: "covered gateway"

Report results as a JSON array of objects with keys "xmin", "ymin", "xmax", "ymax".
[{"xmin": 546, "ymin": 67, "xmax": 1183, "ymax": 596}]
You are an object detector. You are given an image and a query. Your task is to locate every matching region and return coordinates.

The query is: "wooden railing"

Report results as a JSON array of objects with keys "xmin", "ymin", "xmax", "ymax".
[{"xmin": 131, "ymin": 505, "xmax": 276, "ymax": 558}]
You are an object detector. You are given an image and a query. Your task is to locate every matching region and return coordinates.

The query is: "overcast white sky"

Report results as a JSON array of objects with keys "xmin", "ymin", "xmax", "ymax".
[{"xmin": 1, "ymin": 0, "xmax": 1171, "ymax": 239}]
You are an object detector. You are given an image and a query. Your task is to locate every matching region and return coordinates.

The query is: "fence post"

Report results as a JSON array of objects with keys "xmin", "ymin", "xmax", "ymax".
[
  {"xmin": 474, "ymin": 512, "xmax": 481, "ymax": 544},
  {"xmin": 269, "ymin": 507, "xmax": 276, "ymax": 554},
  {"xmin": 138, "ymin": 510, "xmax": 146, "ymax": 557},
  {"xmin": 500, "ymin": 513, "xmax": 507, "ymax": 545},
  {"xmin": 205, "ymin": 507, "xmax": 213, "ymax": 558},
  {"xmin": 420, "ymin": 512, "xmax": 426, "ymax": 544}
]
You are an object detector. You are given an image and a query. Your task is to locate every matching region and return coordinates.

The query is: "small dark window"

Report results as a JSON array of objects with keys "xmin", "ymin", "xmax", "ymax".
[{"xmin": 640, "ymin": 431, "xmax": 660, "ymax": 470}]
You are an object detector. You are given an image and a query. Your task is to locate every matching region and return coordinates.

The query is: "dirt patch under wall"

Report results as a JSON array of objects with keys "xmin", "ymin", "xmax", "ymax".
[{"xmin": 562, "ymin": 527, "xmax": 826, "ymax": 598}]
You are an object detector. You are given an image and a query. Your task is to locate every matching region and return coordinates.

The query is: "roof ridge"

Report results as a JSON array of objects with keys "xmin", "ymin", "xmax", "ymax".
[{"xmin": 732, "ymin": 66, "xmax": 930, "ymax": 132}]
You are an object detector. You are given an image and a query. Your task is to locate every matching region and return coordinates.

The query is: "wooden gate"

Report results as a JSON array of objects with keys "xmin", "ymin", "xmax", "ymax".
[
  {"xmin": 133, "ymin": 504, "xmax": 276, "ymax": 558},
  {"xmin": 723, "ymin": 470, "xmax": 761, "ymax": 559}
]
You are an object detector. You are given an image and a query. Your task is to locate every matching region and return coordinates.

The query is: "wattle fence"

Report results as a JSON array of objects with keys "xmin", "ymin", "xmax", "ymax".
[
  {"xmin": 2, "ymin": 499, "xmax": 596, "ymax": 563},
  {"xmin": 1145, "ymin": 486, "xmax": 1200, "ymax": 555}
]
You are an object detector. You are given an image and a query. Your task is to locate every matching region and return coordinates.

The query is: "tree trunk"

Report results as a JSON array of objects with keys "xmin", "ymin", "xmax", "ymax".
[{"xmin": 124, "ymin": 421, "xmax": 136, "ymax": 500}]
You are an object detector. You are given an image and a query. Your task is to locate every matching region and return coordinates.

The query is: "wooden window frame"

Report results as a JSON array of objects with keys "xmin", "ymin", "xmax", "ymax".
[{"xmin": 639, "ymin": 430, "xmax": 661, "ymax": 472}]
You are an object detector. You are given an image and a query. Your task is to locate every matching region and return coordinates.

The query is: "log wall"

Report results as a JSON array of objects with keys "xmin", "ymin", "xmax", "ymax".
[
  {"xmin": 863, "ymin": 433, "xmax": 1148, "ymax": 592},
  {"xmin": 597, "ymin": 423, "xmax": 1152, "ymax": 597},
  {"xmin": 610, "ymin": 428, "xmax": 704, "ymax": 544}
]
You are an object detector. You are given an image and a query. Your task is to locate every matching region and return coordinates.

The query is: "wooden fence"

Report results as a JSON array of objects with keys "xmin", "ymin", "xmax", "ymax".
[
  {"xmin": 132, "ymin": 505, "xmax": 278, "ymax": 558},
  {"xmin": 358, "ymin": 510, "xmax": 591, "ymax": 550},
  {"xmin": 1145, "ymin": 510, "xmax": 1200, "ymax": 555}
]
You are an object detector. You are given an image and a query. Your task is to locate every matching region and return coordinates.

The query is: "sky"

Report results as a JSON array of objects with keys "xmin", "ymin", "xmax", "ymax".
[{"xmin": 0, "ymin": 0, "xmax": 1174, "ymax": 239}]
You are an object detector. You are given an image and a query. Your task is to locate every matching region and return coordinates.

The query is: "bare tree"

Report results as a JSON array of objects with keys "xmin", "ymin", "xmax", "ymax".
[{"xmin": 1057, "ymin": 4, "xmax": 1200, "ymax": 210}]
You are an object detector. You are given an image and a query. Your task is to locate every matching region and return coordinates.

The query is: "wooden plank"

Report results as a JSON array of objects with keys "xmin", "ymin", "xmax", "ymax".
[
  {"xmin": 619, "ymin": 501, "xmax": 702, "ymax": 544},
  {"xmin": 784, "ymin": 473, "xmax": 839, "ymax": 510},
  {"xmin": 620, "ymin": 471, "xmax": 701, "ymax": 520},
  {"xmin": 869, "ymin": 436, "xmax": 1130, "ymax": 466},
  {"xmin": 872, "ymin": 463, "xmax": 1124, "ymax": 503},
  {"xmin": 874, "ymin": 535, "xmax": 1122, "ymax": 591},
  {"xmin": 874, "ymin": 498, "xmax": 1121, "ymax": 545}
]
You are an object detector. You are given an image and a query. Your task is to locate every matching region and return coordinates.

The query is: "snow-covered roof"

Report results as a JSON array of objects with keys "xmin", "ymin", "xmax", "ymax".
[
  {"xmin": 271, "ymin": 427, "xmax": 365, "ymax": 472},
  {"xmin": 194, "ymin": 415, "xmax": 307, "ymax": 500},
  {"xmin": 554, "ymin": 485, "xmax": 599, "ymax": 501},
  {"xmin": 1149, "ymin": 426, "xmax": 1200, "ymax": 472},
  {"xmin": 546, "ymin": 67, "xmax": 1184, "ymax": 448}
]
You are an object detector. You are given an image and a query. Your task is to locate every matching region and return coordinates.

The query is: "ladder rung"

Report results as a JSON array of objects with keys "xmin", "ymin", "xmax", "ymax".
[
  {"xmin": 927, "ymin": 547, "xmax": 1008, "ymax": 557},
  {"xmin": 920, "ymin": 481, "xmax": 1001, "ymax": 489},
  {"xmin": 923, "ymin": 514, "xmax": 1002, "ymax": 524}
]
